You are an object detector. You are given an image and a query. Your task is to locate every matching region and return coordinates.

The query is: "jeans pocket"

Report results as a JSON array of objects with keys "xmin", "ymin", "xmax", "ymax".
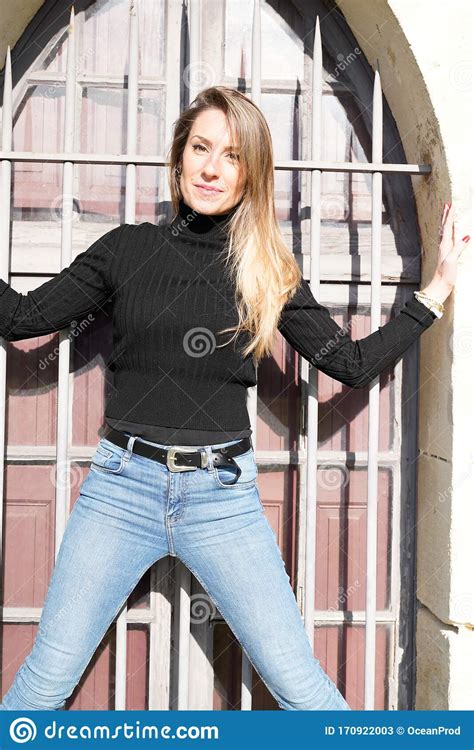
[
  {"xmin": 90, "ymin": 438, "xmax": 127, "ymax": 475},
  {"xmin": 212, "ymin": 448, "xmax": 258, "ymax": 489}
]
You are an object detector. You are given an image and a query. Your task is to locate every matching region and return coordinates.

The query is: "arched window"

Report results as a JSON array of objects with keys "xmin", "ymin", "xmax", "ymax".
[{"xmin": 1, "ymin": 0, "xmax": 427, "ymax": 710}]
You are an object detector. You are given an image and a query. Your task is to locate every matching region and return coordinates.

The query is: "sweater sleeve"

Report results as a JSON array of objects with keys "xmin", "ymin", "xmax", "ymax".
[
  {"xmin": 0, "ymin": 224, "xmax": 127, "ymax": 342},
  {"xmin": 277, "ymin": 277, "xmax": 438, "ymax": 388}
]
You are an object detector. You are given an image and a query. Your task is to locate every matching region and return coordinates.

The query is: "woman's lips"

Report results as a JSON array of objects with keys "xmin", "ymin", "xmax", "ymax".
[{"xmin": 194, "ymin": 185, "xmax": 223, "ymax": 196}]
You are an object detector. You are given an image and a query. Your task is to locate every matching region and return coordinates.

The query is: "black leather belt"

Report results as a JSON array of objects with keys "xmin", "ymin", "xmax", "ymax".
[{"xmin": 103, "ymin": 426, "xmax": 252, "ymax": 478}]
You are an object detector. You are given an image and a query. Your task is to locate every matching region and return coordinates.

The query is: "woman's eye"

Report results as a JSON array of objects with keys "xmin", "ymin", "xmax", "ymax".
[{"xmin": 192, "ymin": 144, "xmax": 239, "ymax": 162}]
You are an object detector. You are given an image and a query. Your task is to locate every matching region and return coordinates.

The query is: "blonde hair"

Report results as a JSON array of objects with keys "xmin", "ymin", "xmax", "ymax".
[{"xmin": 167, "ymin": 85, "xmax": 302, "ymax": 365}]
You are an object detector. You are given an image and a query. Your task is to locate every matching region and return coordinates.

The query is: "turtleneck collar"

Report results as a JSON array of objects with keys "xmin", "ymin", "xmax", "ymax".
[{"xmin": 169, "ymin": 197, "xmax": 241, "ymax": 241}]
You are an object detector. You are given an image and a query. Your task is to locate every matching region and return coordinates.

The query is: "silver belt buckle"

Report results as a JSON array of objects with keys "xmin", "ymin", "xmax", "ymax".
[{"xmin": 166, "ymin": 445, "xmax": 202, "ymax": 472}]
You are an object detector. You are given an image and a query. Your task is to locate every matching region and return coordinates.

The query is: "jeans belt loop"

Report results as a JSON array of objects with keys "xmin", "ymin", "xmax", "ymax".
[
  {"xmin": 205, "ymin": 445, "xmax": 214, "ymax": 473},
  {"xmin": 125, "ymin": 434, "xmax": 138, "ymax": 462}
]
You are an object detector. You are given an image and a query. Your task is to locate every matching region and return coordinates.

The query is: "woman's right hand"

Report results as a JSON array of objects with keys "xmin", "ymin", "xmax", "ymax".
[{"xmin": 420, "ymin": 202, "xmax": 470, "ymax": 305}]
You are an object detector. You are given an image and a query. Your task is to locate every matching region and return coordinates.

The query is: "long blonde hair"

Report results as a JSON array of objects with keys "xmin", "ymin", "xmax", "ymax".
[{"xmin": 167, "ymin": 86, "xmax": 302, "ymax": 365}]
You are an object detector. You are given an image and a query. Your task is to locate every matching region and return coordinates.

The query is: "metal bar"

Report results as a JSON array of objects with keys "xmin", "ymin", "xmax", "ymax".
[
  {"xmin": 389, "ymin": 324, "xmax": 404, "ymax": 709},
  {"xmin": 364, "ymin": 64, "xmax": 384, "ymax": 709},
  {"xmin": 0, "ymin": 151, "xmax": 431, "ymax": 174},
  {"xmin": 0, "ymin": 45, "xmax": 13, "ymax": 626},
  {"xmin": 147, "ymin": 0, "xmax": 183, "ymax": 710},
  {"xmin": 115, "ymin": 0, "xmax": 140, "ymax": 711},
  {"xmin": 1, "ymin": 605, "xmax": 397, "ymax": 624},
  {"xmin": 149, "ymin": 559, "xmax": 173, "ymax": 709},
  {"xmin": 2, "ymin": 607, "xmax": 153, "ymax": 623},
  {"xmin": 176, "ymin": 0, "xmax": 201, "ymax": 710},
  {"xmin": 54, "ymin": 6, "xmax": 76, "ymax": 557},
  {"xmin": 27, "ymin": 72, "xmax": 167, "ymax": 88},
  {"xmin": 25, "ymin": 68, "xmax": 389, "ymax": 98},
  {"xmin": 7, "ymin": 255, "xmax": 422, "ymax": 287},
  {"xmin": 178, "ymin": 559, "xmax": 191, "ymax": 709},
  {"xmin": 303, "ymin": 13, "xmax": 322, "ymax": 648},
  {"xmin": 315, "ymin": 611, "xmax": 396, "ymax": 623},
  {"xmin": 125, "ymin": 0, "xmax": 139, "ymax": 222},
  {"xmin": 251, "ymin": 0, "xmax": 261, "ymax": 107},
  {"xmin": 238, "ymin": 0, "xmax": 263, "ymax": 713},
  {"xmin": 25, "ymin": 75, "xmax": 365, "ymax": 108}
]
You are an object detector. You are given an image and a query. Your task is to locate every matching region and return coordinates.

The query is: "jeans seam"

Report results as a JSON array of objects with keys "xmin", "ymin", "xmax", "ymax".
[
  {"xmin": 211, "ymin": 452, "xmax": 258, "ymax": 490},
  {"xmin": 211, "ymin": 472, "xmax": 257, "ymax": 490},
  {"xmin": 175, "ymin": 551, "xmax": 287, "ymax": 710},
  {"xmin": 89, "ymin": 454, "xmax": 127, "ymax": 475},
  {"xmin": 65, "ymin": 556, "xmax": 158, "ymax": 710},
  {"xmin": 3, "ymin": 557, "xmax": 160, "ymax": 711}
]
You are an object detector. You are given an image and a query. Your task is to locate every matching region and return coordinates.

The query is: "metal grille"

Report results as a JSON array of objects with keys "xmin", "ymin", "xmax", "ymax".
[{"xmin": 0, "ymin": 1, "xmax": 431, "ymax": 710}]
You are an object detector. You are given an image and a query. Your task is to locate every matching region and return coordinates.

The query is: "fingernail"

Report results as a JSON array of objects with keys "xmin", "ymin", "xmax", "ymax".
[{"xmin": 462, "ymin": 235, "xmax": 470, "ymax": 241}]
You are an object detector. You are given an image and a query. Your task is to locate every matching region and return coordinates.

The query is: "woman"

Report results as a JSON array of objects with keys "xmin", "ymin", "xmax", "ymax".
[{"xmin": 0, "ymin": 86, "xmax": 468, "ymax": 711}]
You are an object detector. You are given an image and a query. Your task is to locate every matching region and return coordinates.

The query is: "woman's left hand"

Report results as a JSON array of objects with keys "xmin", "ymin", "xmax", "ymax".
[{"xmin": 421, "ymin": 202, "xmax": 471, "ymax": 304}]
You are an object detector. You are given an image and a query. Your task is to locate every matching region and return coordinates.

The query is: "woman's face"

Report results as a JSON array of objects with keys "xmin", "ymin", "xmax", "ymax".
[{"xmin": 179, "ymin": 108, "xmax": 245, "ymax": 215}]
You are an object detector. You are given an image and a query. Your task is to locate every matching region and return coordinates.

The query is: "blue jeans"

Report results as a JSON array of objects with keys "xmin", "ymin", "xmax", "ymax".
[{"xmin": 0, "ymin": 433, "xmax": 351, "ymax": 711}]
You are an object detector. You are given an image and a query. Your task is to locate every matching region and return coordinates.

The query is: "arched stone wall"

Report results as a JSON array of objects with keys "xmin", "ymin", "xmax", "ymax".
[{"xmin": 336, "ymin": 0, "xmax": 473, "ymax": 710}]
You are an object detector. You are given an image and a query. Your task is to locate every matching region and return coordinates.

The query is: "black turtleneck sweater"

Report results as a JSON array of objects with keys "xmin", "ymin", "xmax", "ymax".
[{"xmin": 0, "ymin": 199, "xmax": 437, "ymax": 445}]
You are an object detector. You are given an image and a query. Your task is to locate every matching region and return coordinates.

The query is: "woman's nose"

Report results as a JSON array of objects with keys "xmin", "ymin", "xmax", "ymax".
[{"xmin": 201, "ymin": 156, "xmax": 220, "ymax": 176}]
